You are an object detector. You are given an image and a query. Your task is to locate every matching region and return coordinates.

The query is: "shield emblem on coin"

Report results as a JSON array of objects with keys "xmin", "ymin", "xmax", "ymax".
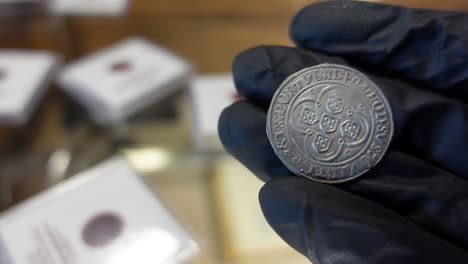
[
  {"xmin": 326, "ymin": 94, "xmax": 344, "ymax": 114},
  {"xmin": 320, "ymin": 114, "xmax": 339, "ymax": 133},
  {"xmin": 340, "ymin": 120, "xmax": 361, "ymax": 140},
  {"xmin": 313, "ymin": 133, "xmax": 333, "ymax": 153},
  {"xmin": 299, "ymin": 106, "xmax": 319, "ymax": 125}
]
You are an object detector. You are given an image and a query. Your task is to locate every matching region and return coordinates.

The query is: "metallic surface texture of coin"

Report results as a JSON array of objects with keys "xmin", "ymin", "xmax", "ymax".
[{"xmin": 266, "ymin": 64, "xmax": 394, "ymax": 183}]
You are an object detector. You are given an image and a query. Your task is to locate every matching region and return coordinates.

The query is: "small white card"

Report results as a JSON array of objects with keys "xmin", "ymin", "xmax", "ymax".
[
  {"xmin": 189, "ymin": 75, "xmax": 239, "ymax": 150},
  {"xmin": 0, "ymin": 157, "xmax": 198, "ymax": 264},
  {"xmin": 48, "ymin": 0, "xmax": 129, "ymax": 16},
  {"xmin": 0, "ymin": 50, "xmax": 58, "ymax": 125},
  {"xmin": 59, "ymin": 38, "xmax": 192, "ymax": 125}
]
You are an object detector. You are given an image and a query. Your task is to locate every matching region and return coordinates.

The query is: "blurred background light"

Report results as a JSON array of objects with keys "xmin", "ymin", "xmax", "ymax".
[
  {"xmin": 46, "ymin": 148, "xmax": 72, "ymax": 184},
  {"xmin": 106, "ymin": 229, "xmax": 181, "ymax": 264},
  {"xmin": 123, "ymin": 147, "xmax": 172, "ymax": 174}
]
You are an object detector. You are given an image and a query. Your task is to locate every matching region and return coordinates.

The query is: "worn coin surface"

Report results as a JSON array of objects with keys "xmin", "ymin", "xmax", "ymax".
[{"xmin": 266, "ymin": 64, "xmax": 393, "ymax": 183}]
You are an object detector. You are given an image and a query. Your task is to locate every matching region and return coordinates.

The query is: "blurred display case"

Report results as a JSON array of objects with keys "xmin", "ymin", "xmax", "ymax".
[{"xmin": 0, "ymin": 0, "xmax": 467, "ymax": 263}]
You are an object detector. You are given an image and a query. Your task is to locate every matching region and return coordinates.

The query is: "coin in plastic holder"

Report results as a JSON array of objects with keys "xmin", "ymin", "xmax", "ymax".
[
  {"xmin": 0, "ymin": 69, "xmax": 6, "ymax": 81},
  {"xmin": 266, "ymin": 64, "xmax": 394, "ymax": 183}
]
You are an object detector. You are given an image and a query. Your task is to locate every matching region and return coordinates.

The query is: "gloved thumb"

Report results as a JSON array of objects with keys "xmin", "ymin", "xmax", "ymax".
[{"xmin": 259, "ymin": 177, "xmax": 468, "ymax": 264}]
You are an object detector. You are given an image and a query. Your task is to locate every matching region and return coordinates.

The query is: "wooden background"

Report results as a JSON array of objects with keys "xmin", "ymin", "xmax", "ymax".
[{"xmin": 1, "ymin": 0, "xmax": 468, "ymax": 73}]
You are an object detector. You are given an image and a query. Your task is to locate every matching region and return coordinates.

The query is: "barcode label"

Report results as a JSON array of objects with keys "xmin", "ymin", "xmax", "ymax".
[{"xmin": 0, "ymin": 236, "xmax": 13, "ymax": 264}]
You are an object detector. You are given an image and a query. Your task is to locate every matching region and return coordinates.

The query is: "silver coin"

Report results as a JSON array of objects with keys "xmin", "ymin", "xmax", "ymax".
[{"xmin": 266, "ymin": 64, "xmax": 394, "ymax": 183}]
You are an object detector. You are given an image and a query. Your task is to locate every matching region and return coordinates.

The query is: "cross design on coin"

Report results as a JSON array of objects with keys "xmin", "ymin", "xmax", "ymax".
[{"xmin": 266, "ymin": 64, "xmax": 394, "ymax": 183}]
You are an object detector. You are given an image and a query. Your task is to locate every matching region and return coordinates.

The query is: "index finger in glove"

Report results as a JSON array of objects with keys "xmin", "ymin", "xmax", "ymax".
[
  {"xmin": 291, "ymin": 1, "xmax": 468, "ymax": 100},
  {"xmin": 232, "ymin": 45, "xmax": 468, "ymax": 178}
]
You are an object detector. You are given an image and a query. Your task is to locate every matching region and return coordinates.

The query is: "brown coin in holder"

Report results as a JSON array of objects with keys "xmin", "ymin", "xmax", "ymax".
[
  {"xmin": 0, "ymin": 68, "xmax": 7, "ymax": 81},
  {"xmin": 111, "ymin": 61, "xmax": 132, "ymax": 73},
  {"xmin": 82, "ymin": 212, "xmax": 125, "ymax": 248}
]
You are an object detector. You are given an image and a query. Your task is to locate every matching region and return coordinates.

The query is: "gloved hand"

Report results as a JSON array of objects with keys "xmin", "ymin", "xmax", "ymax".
[{"xmin": 218, "ymin": 1, "xmax": 468, "ymax": 263}]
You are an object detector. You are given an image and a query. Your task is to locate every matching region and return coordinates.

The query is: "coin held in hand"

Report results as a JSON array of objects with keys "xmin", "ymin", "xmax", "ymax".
[{"xmin": 266, "ymin": 64, "xmax": 394, "ymax": 183}]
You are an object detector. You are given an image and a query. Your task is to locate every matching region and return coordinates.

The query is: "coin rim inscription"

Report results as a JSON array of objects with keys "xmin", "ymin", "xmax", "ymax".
[{"xmin": 266, "ymin": 64, "xmax": 394, "ymax": 183}]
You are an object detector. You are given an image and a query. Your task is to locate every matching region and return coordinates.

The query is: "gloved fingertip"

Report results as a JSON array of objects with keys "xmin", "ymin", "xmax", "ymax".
[
  {"xmin": 259, "ymin": 177, "xmax": 320, "ymax": 259},
  {"xmin": 233, "ymin": 45, "xmax": 290, "ymax": 108},
  {"xmin": 218, "ymin": 101, "xmax": 290, "ymax": 182},
  {"xmin": 233, "ymin": 45, "xmax": 347, "ymax": 109},
  {"xmin": 218, "ymin": 102, "xmax": 234, "ymax": 150},
  {"xmin": 259, "ymin": 177, "xmax": 307, "ymax": 222},
  {"xmin": 232, "ymin": 46, "xmax": 271, "ymax": 85},
  {"xmin": 290, "ymin": 1, "xmax": 350, "ymax": 47},
  {"xmin": 290, "ymin": 1, "xmax": 405, "ymax": 59}
]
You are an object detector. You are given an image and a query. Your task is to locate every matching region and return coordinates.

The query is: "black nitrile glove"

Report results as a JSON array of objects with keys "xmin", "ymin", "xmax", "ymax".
[{"xmin": 218, "ymin": 1, "xmax": 468, "ymax": 263}]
